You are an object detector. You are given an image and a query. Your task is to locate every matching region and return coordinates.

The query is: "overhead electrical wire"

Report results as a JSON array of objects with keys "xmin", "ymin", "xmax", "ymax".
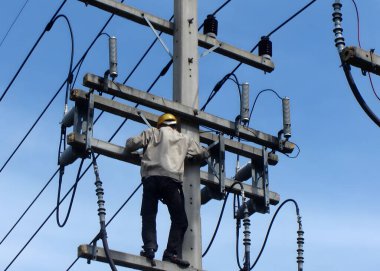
[
  {"xmin": 0, "ymin": 0, "xmax": 67, "ymax": 103},
  {"xmin": 0, "ymin": 0, "xmax": 31, "ymax": 48},
  {"xmin": 0, "ymin": 169, "xmax": 59, "ymax": 246},
  {"xmin": 0, "ymin": 13, "xmax": 173, "ymax": 247},
  {"xmin": 3, "ymin": 21, "xmax": 175, "ymax": 269},
  {"xmin": 0, "ymin": 13, "xmax": 75, "ymax": 174},
  {"xmin": 200, "ymin": 0, "xmax": 318, "ymax": 111},
  {"xmin": 250, "ymin": 199, "xmax": 302, "ymax": 270},
  {"xmin": 0, "ymin": 9, "xmax": 125, "ymax": 175},
  {"xmin": 3, "ymin": 0, "xmax": 236, "ymax": 268}
]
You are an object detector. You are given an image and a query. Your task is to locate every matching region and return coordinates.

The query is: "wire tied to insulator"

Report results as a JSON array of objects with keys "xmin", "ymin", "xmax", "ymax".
[{"xmin": 297, "ymin": 214, "xmax": 304, "ymax": 271}]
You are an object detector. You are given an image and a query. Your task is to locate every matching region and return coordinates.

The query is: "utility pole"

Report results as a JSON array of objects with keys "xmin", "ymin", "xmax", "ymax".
[
  {"xmin": 172, "ymin": 0, "xmax": 202, "ymax": 268},
  {"xmin": 62, "ymin": 0, "xmax": 297, "ymax": 270}
]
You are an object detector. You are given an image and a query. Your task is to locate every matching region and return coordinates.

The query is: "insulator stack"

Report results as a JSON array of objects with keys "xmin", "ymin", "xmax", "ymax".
[
  {"xmin": 282, "ymin": 97, "xmax": 291, "ymax": 138},
  {"xmin": 297, "ymin": 216, "xmax": 304, "ymax": 271},
  {"xmin": 93, "ymin": 160, "xmax": 106, "ymax": 223},
  {"xmin": 258, "ymin": 36, "xmax": 272, "ymax": 60},
  {"xmin": 332, "ymin": 1, "xmax": 345, "ymax": 53},
  {"xmin": 240, "ymin": 82, "xmax": 250, "ymax": 124},
  {"xmin": 203, "ymin": 14, "xmax": 218, "ymax": 38},
  {"xmin": 242, "ymin": 197, "xmax": 251, "ymax": 270},
  {"xmin": 109, "ymin": 36, "xmax": 118, "ymax": 79}
]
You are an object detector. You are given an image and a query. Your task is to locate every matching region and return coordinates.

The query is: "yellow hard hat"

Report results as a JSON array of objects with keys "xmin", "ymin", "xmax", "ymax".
[{"xmin": 157, "ymin": 113, "xmax": 177, "ymax": 128}]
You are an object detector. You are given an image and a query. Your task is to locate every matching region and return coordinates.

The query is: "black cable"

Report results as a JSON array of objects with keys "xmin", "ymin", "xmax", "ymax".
[
  {"xmin": 0, "ymin": 0, "xmax": 31, "ymax": 48},
  {"xmin": 341, "ymin": 61, "xmax": 380, "ymax": 127},
  {"xmin": 1, "ymin": 13, "xmax": 75, "ymax": 174},
  {"xmin": 0, "ymin": 81, "xmax": 65, "ymax": 173},
  {"xmin": 3, "ymin": 168, "xmax": 86, "ymax": 271},
  {"xmin": 201, "ymin": 0, "xmax": 318, "ymax": 111},
  {"xmin": 284, "ymin": 142, "xmax": 301, "ymax": 159},
  {"xmin": 250, "ymin": 199, "xmax": 300, "ymax": 270},
  {"xmin": 265, "ymin": 0, "xmax": 317, "ymax": 38},
  {"xmin": 65, "ymin": 183, "xmax": 142, "ymax": 271},
  {"xmin": 90, "ymin": 151, "xmax": 118, "ymax": 271},
  {"xmin": 0, "ymin": 14, "xmax": 172, "ymax": 246},
  {"xmin": 202, "ymin": 192, "xmax": 229, "ymax": 257},
  {"xmin": 248, "ymin": 88, "xmax": 283, "ymax": 126},
  {"xmin": 3, "ymin": 1, "xmax": 233, "ymax": 266},
  {"xmin": 0, "ymin": 168, "xmax": 59, "ymax": 245},
  {"xmin": 0, "ymin": 0, "xmax": 67, "ymax": 102},
  {"xmin": 56, "ymin": 159, "xmax": 85, "ymax": 228}
]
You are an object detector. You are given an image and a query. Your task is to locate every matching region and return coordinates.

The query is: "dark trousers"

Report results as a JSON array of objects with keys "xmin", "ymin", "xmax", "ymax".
[{"xmin": 141, "ymin": 176, "xmax": 188, "ymax": 256}]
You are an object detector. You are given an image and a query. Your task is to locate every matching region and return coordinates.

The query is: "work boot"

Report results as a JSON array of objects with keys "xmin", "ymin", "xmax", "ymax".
[
  {"xmin": 140, "ymin": 248, "xmax": 155, "ymax": 259},
  {"xmin": 162, "ymin": 250, "xmax": 190, "ymax": 268}
]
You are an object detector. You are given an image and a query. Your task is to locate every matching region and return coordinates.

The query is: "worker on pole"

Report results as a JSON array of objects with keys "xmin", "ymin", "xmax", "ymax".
[{"xmin": 125, "ymin": 113, "xmax": 209, "ymax": 267}]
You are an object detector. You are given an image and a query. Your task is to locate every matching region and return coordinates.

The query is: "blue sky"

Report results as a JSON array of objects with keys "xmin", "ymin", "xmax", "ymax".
[{"xmin": 1, "ymin": 0, "xmax": 379, "ymax": 270}]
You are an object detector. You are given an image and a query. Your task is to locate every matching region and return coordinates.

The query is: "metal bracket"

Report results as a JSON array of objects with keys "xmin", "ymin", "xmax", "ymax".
[
  {"xmin": 199, "ymin": 43, "xmax": 221, "ymax": 58},
  {"xmin": 85, "ymin": 92, "xmax": 95, "ymax": 152},
  {"xmin": 249, "ymin": 146, "xmax": 270, "ymax": 213},
  {"xmin": 207, "ymin": 133, "xmax": 225, "ymax": 196},
  {"xmin": 142, "ymin": 13, "xmax": 173, "ymax": 58},
  {"xmin": 261, "ymin": 147, "xmax": 270, "ymax": 212},
  {"xmin": 137, "ymin": 111, "xmax": 152, "ymax": 128}
]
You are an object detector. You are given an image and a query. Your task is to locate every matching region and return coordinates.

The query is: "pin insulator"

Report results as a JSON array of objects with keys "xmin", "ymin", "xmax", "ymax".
[
  {"xmin": 203, "ymin": 14, "xmax": 218, "ymax": 38},
  {"xmin": 258, "ymin": 36, "xmax": 272, "ymax": 59}
]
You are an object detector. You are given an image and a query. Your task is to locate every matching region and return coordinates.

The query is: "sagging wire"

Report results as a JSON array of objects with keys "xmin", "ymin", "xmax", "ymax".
[
  {"xmin": 351, "ymin": 0, "xmax": 380, "ymax": 101},
  {"xmin": 3, "ymin": 1, "xmax": 234, "ymax": 267},
  {"xmin": 250, "ymin": 199, "xmax": 304, "ymax": 271},
  {"xmin": 0, "ymin": 14, "xmax": 173, "ymax": 247},
  {"xmin": 56, "ymin": 159, "xmax": 84, "ymax": 228},
  {"xmin": 0, "ymin": 0, "xmax": 68, "ymax": 102},
  {"xmin": 333, "ymin": 0, "xmax": 380, "ymax": 127},
  {"xmin": 202, "ymin": 191, "xmax": 230, "ymax": 257},
  {"xmin": 0, "ymin": 13, "xmax": 74, "ymax": 175},
  {"xmin": 248, "ymin": 89, "xmax": 282, "ymax": 126},
  {"xmin": 200, "ymin": 0, "xmax": 318, "ymax": 112}
]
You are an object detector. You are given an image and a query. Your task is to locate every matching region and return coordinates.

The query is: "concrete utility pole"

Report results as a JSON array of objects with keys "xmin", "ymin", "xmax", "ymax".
[
  {"xmin": 69, "ymin": 0, "xmax": 293, "ymax": 270},
  {"xmin": 172, "ymin": 0, "xmax": 202, "ymax": 268}
]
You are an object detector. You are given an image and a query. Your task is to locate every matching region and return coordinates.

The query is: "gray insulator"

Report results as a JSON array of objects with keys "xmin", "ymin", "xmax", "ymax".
[
  {"xmin": 332, "ymin": 1, "xmax": 345, "ymax": 53},
  {"xmin": 234, "ymin": 162, "xmax": 252, "ymax": 182},
  {"xmin": 240, "ymin": 82, "xmax": 250, "ymax": 124},
  {"xmin": 109, "ymin": 36, "xmax": 118, "ymax": 79},
  {"xmin": 59, "ymin": 146, "xmax": 79, "ymax": 166},
  {"xmin": 61, "ymin": 107, "xmax": 75, "ymax": 128},
  {"xmin": 282, "ymin": 97, "xmax": 291, "ymax": 138}
]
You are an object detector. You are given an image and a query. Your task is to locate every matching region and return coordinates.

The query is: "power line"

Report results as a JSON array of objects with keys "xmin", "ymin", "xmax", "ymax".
[
  {"xmin": 3, "ymin": 1, "xmax": 236, "ymax": 268},
  {"xmin": 0, "ymin": 169, "xmax": 58, "ymax": 245},
  {"xmin": 0, "ymin": 0, "xmax": 31, "ymax": 48},
  {"xmin": 0, "ymin": 0, "xmax": 67, "ymax": 103},
  {"xmin": 201, "ymin": 0, "xmax": 318, "ymax": 111},
  {"xmin": 0, "ymin": 14, "xmax": 74, "ymax": 174},
  {"xmin": 0, "ymin": 13, "xmax": 173, "ymax": 249}
]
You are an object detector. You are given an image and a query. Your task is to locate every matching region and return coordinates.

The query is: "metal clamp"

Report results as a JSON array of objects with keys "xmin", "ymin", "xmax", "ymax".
[{"xmin": 142, "ymin": 13, "xmax": 173, "ymax": 58}]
